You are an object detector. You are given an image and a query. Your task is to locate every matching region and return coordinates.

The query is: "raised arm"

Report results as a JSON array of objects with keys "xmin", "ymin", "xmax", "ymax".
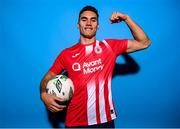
[{"xmin": 110, "ymin": 12, "xmax": 151, "ymax": 53}]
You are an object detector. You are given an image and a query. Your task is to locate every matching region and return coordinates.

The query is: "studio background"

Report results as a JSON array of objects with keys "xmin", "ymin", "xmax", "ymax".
[{"xmin": 0, "ymin": 0, "xmax": 180, "ymax": 128}]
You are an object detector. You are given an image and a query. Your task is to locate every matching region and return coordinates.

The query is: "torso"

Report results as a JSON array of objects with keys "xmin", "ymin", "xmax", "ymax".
[{"xmin": 63, "ymin": 40, "xmax": 117, "ymax": 126}]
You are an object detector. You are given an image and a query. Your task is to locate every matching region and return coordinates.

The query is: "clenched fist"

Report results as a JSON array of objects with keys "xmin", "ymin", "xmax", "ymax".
[{"xmin": 110, "ymin": 12, "xmax": 129, "ymax": 23}]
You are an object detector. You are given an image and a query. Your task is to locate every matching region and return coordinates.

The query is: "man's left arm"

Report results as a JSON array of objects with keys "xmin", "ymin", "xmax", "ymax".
[{"xmin": 110, "ymin": 12, "xmax": 151, "ymax": 53}]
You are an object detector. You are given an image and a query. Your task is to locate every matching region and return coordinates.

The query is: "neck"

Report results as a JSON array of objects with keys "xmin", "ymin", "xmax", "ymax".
[{"xmin": 80, "ymin": 36, "xmax": 96, "ymax": 45}]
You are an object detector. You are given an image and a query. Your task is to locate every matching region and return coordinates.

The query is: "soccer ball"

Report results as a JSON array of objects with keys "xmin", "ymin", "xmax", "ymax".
[{"xmin": 46, "ymin": 75, "xmax": 74, "ymax": 103}]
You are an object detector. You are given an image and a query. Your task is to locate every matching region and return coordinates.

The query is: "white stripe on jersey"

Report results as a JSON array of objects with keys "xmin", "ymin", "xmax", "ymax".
[
  {"xmin": 85, "ymin": 45, "xmax": 93, "ymax": 56},
  {"xmin": 87, "ymin": 80, "xmax": 97, "ymax": 125},
  {"xmin": 102, "ymin": 40, "xmax": 111, "ymax": 50},
  {"xmin": 108, "ymin": 76, "xmax": 116, "ymax": 119},
  {"xmin": 96, "ymin": 40, "xmax": 100, "ymax": 46},
  {"xmin": 99, "ymin": 78, "xmax": 107, "ymax": 123}
]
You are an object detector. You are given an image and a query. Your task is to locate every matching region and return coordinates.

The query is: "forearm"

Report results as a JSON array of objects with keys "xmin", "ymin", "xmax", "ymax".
[
  {"xmin": 40, "ymin": 79, "xmax": 48, "ymax": 93},
  {"xmin": 40, "ymin": 71, "xmax": 56, "ymax": 99},
  {"xmin": 40, "ymin": 79, "xmax": 49, "ymax": 100},
  {"xmin": 124, "ymin": 15, "xmax": 150, "ymax": 44}
]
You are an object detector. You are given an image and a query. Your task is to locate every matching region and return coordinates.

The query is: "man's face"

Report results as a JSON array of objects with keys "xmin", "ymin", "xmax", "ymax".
[{"xmin": 78, "ymin": 11, "xmax": 99, "ymax": 39}]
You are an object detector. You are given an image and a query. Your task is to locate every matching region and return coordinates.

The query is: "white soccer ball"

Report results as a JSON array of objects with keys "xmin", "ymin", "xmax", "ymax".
[{"xmin": 46, "ymin": 75, "xmax": 74, "ymax": 102}]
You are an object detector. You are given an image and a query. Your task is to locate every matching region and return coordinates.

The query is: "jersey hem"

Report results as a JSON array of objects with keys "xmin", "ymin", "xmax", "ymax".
[{"xmin": 65, "ymin": 117, "xmax": 117, "ymax": 127}]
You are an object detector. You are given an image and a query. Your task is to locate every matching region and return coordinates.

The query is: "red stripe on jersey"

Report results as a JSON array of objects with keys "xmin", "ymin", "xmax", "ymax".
[
  {"xmin": 85, "ymin": 83, "xmax": 89, "ymax": 125},
  {"xmin": 95, "ymin": 79, "xmax": 101, "ymax": 124},
  {"xmin": 104, "ymin": 78, "xmax": 112, "ymax": 121}
]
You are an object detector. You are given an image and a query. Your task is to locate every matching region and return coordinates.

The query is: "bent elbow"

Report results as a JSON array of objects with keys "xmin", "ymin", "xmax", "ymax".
[
  {"xmin": 147, "ymin": 39, "xmax": 151, "ymax": 46},
  {"xmin": 142, "ymin": 39, "xmax": 151, "ymax": 49}
]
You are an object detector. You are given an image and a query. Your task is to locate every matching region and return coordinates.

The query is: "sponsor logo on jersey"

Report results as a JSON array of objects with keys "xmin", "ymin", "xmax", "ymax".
[
  {"xmin": 83, "ymin": 58, "xmax": 104, "ymax": 74},
  {"xmin": 72, "ymin": 63, "xmax": 81, "ymax": 71},
  {"xmin": 72, "ymin": 58, "xmax": 104, "ymax": 74}
]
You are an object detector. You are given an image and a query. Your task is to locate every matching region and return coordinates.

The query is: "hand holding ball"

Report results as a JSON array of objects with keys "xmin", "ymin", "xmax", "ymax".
[{"xmin": 46, "ymin": 75, "xmax": 74, "ymax": 104}]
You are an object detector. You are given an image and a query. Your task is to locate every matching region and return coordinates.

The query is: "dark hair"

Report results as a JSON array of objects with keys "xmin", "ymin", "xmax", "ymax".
[{"xmin": 78, "ymin": 5, "xmax": 99, "ymax": 23}]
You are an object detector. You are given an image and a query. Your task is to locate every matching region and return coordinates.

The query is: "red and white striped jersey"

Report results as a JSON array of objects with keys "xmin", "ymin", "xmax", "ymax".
[{"xmin": 50, "ymin": 39, "xmax": 128, "ymax": 126}]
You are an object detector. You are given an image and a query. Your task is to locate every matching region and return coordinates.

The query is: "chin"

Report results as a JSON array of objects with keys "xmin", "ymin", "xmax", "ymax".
[
  {"xmin": 83, "ymin": 33, "xmax": 96, "ymax": 39},
  {"xmin": 84, "ymin": 35, "xmax": 94, "ymax": 39},
  {"xmin": 80, "ymin": 31, "xmax": 96, "ymax": 39}
]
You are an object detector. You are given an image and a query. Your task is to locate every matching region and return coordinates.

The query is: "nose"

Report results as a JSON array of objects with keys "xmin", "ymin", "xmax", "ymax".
[{"xmin": 86, "ymin": 20, "xmax": 91, "ymax": 25}]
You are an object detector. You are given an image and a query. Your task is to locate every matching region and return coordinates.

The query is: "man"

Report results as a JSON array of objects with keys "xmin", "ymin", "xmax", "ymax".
[{"xmin": 40, "ymin": 5, "xmax": 151, "ymax": 128}]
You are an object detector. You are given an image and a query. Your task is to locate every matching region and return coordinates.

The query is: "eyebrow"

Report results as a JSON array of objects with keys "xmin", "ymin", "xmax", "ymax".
[{"xmin": 81, "ymin": 16, "xmax": 97, "ymax": 20}]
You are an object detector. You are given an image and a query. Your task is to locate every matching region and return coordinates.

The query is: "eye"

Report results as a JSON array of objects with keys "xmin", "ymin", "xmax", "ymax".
[
  {"xmin": 91, "ymin": 19, "xmax": 97, "ymax": 22},
  {"xmin": 81, "ymin": 17, "xmax": 87, "ymax": 22}
]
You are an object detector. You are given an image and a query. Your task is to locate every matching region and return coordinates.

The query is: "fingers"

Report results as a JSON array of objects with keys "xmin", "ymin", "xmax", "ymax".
[
  {"xmin": 49, "ymin": 104, "xmax": 66, "ymax": 113},
  {"xmin": 52, "ymin": 100, "xmax": 66, "ymax": 109},
  {"xmin": 48, "ymin": 96, "xmax": 66, "ymax": 112},
  {"xmin": 42, "ymin": 93, "xmax": 67, "ymax": 113},
  {"xmin": 110, "ymin": 12, "xmax": 127, "ymax": 23},
  {"xmin": 54, "ymin": 95, "xmax": 64, "ymax": 102},
  {"xmin": 110, "ymin": 12, "xmax": 119, "ymax": 23},
  {"xmin": 48, "ymin": 101, "xmax": 66, "ymax": 113}
]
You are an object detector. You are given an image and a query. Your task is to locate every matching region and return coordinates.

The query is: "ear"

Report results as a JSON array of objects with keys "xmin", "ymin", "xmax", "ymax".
[
  {"xmin": 97, "ymin": 24, "xmax": 100, "ymax": 29},
  {"xmin": 77, "ymin": 23, "xmax": 80, "ymax": 29}
]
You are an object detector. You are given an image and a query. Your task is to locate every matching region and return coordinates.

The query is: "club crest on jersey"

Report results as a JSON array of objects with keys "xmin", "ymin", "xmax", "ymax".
[{"xmin": 94, "ymin": 45, "xmax": 102, "ymax": 54}]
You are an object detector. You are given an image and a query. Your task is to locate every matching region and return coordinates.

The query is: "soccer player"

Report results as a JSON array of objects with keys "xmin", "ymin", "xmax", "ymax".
[{"xmin": 40, "ymin": 5, "xmax": 151, "ymax": 128}]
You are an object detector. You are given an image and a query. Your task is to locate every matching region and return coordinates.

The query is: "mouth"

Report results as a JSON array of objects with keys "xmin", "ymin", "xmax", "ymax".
[{"xmin": 85, "ymin": 27, "xmax": 93, "ymax": 31}]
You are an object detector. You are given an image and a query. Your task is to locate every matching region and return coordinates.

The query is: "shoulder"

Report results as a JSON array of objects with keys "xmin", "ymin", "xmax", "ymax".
[
  {"xmin": 100, "ymin": 39, "xmax": 128, "ymax": 47},
  {"xmin": 59, "ymin": 42, "xmax": 79, "ymax": 55},
  {"xmin": 103, "ymin": 39, "xmax": 128, "ymax": 43},
  {"xmin": 66, "ymin": 42, "xmax": 80, "ymax": 51}
]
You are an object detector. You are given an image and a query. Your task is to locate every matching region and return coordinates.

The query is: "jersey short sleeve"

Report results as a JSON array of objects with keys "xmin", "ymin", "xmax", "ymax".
[
  {"xmin": 49, "ymin": 50, "xmax": 66, "ymax": 74},
  {"xmin": 105, "ymin": 39, "xmax": 128, "ymax": 56}
]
